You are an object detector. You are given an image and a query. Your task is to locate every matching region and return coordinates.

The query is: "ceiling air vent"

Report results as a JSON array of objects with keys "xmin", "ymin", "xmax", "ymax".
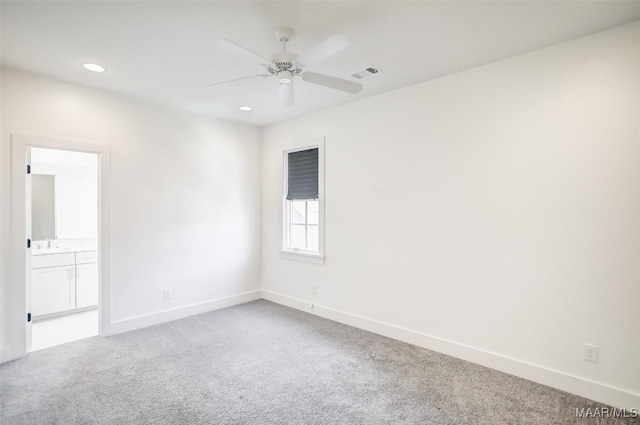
[{"xmin": 350, "ymin": 66, "xmax": 382, "ymax": 80}]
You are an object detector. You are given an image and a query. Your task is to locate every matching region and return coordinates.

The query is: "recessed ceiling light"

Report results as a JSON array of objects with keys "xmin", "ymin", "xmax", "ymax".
[
  {"xmin": 82, "ymin": 63, "xmax": 106, "ymax": 73},
  {"xmin": 239, "ymin": 106, "xmax": 252, "ymax": 111}
]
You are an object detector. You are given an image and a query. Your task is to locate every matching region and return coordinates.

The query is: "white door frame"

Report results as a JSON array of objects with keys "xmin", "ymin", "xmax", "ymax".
[{"xmin": 10, "ymin": 134, "xmax": 111, "ymax": 358}]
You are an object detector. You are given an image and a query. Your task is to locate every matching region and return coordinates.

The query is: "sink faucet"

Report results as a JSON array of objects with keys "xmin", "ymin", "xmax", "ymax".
[{"xmin": 46, "ymin": 239, "xmax": 52, "ymax": 249}]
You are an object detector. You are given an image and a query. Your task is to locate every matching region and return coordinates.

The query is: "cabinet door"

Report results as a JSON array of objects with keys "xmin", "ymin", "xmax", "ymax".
[
  {"xmin": 76, "ymin": 263, "xmax": 98, "ymax": 308},
  {"xmin": 32, "ymin": 265, "xmax": 75, "ymax": 316}
]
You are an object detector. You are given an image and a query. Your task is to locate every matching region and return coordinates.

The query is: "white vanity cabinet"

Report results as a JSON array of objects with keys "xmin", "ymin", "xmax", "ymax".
[
  {"xmin": 76, "ymin": 263, "xmax": 99, "ymax": 308},
  {"xmin": 31, "ymin": 249, "xmax": 98, "ymax": 319},
  {"xmin": 32, "ymin": 265, "xmax": 76, "ymax": 316}
]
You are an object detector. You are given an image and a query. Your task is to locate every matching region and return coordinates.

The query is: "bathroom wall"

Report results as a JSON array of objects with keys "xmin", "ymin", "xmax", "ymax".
[{"xmin": 31, "ymin": 148, "xmax": 98, "ymax": 245}]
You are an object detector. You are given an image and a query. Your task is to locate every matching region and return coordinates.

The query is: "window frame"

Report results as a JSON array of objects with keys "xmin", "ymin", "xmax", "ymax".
[{"xmin": 280, "ymin": 140, "xmax": 325, "ymax": 264}]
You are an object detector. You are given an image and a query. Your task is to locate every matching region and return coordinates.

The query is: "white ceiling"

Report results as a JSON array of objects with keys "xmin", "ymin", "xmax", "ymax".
[{"xmin": 2, "ymin": 1, "xmax": 639, "ymax": 127}]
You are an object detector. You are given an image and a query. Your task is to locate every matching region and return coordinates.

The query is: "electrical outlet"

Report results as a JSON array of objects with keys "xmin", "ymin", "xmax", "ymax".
[
  {"xmin": 584, "ymin": 344, "xmax": 599, "ymax": 363},
  {"xmin": 312, "ymin": 285, "xmax": 318, "ymax": 295},
  {"xmin": 163, "ymin": 289, "xmax": 172, "ymax": 300}
]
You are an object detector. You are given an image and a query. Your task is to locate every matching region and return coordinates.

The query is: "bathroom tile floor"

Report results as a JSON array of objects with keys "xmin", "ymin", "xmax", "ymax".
[{"xmin": 31, "ymin": 309, "xmax": 98, "ymax": 351}]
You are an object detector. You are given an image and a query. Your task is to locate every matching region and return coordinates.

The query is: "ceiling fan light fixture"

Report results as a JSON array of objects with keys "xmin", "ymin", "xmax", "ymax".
[
  {"xmin": 239, "ymin": 106, "xmax": 252, "ymax": 111},
  {"xmin": 278, "ymin": 71, "xmax": 293, "ymax": 84}
]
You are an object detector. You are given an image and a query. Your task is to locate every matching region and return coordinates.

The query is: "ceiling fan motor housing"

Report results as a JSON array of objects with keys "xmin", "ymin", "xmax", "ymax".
[{"xmin": 268, "ymin": 51, "xmax": 303, "ymax": 78}]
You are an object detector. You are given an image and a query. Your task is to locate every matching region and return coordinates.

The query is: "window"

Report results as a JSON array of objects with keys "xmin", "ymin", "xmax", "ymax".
[
  {"xmin": 282, "ymin": 145, "xmax": 323, "ymax": 260},
  {"xmin": 286, "ymin": 199, "xmax": 319, "ymax": 252}
]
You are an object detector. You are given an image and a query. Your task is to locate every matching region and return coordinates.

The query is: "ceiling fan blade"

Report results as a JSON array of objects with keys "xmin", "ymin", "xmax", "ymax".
[
  {"xmin": 207, "ymin": 74, "xmax": 269, "ymax": 88},
  {"xmin": 211, "ymin": 38, "xmax": 270, "ymax": 63},
  {"xmin": 278, "ymin": 82, "xmax": 294, "ymax": 106},
  {"xmin": 296, "ymin": 34, "xmax": 350, "ymax": 66},
  {"xmin": 302, "ymin": 72, "xmax": 363, "ymax": 94}
]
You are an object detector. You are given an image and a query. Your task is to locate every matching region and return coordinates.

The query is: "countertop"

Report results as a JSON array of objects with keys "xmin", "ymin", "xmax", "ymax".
[{"xmin": 31, "ymin": 247, "xmax": 97, "ymax": 256}]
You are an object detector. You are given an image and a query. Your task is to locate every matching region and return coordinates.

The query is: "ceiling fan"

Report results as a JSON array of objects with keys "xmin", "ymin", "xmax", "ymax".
[{"xmin": 208, "ymin": 27, "xmax": 363, "ymax": 106}]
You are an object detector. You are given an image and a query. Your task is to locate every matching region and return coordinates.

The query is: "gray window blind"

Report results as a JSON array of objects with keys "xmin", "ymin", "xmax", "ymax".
[{"xmin": 287, "ymin": 148, "xmax": 319, "ymax": 200}]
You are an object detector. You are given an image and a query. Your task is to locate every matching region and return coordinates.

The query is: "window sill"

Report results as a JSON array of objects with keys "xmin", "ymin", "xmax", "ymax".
[{"xmin": 279, "ymin": 250, "xmax": 325, "ymax": 265}]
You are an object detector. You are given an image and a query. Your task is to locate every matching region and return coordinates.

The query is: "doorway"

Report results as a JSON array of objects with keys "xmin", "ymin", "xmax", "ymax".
[
  {"xmin": 10, "ymin": 134, "xmax": 111, "ymax": 360},
  {"xmin": 29, "ymin": 148, "xmax": 99, "ymax": 350}
]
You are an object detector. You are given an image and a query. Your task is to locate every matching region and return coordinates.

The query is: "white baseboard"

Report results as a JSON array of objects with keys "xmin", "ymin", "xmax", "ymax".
[
  {"xmin": 103, "ymin": 290, "xmax": 262, "ymax": 336},
  {"xmin": 261, "ymin": 289, "xmax": 640, "ymax": 410},
  {"xmin": 0, "ymin": 346, "xmax": 19, "ymax": 364},
  {"xmin": 5, "ymin": 287, "xmax": 637, "ymax": 410}
]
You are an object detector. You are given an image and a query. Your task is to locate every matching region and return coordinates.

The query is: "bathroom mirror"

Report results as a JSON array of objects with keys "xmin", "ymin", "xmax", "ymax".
[{"xmin": 31, "ymin": 174, "xmax": 56, "ymax": 240}]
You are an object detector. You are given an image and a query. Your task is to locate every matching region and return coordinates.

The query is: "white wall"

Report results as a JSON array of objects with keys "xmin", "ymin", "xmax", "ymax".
[
  {"xmin": 262, "ymin": 22, "xmax": 640, "ymax": 407},
  {"xmin": 0, "ymin": 68, "xmax": 262, "ymax": 355}
]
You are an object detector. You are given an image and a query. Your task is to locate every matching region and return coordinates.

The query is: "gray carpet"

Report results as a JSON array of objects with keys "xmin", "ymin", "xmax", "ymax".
[{"xmin": 0, "ymin": 300, "xmax": 635, "ymax": 425}]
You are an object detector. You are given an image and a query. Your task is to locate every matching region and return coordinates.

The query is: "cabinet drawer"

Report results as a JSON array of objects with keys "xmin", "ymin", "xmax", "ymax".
[
  {"xmin": 76, "ymin": 251, "xmax": 98, "ymax": 264},
  {"xmin": 31, "ymin": 253, "xmax": 75, "ymax": 269}
]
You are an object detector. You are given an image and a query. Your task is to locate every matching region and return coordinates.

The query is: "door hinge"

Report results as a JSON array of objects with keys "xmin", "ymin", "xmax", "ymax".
[
  {"xmin": 26, "ymin": 164, "xmax": 31, "ymax": 174},
  {"xmin": 27, "ymin": 239, "xmax": 31, "ymax": 248},
  {"xmin": 27, "ymin": 313, "xmax": 32, "ymax": 322}
]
